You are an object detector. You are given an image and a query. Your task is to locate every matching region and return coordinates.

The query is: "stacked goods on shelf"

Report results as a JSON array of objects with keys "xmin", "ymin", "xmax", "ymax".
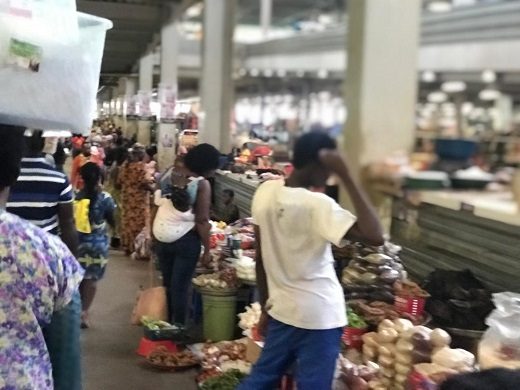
[
  {"xmin": 341, "ymin": 242, "xmax": 406, "ymax": 303},
  {"xmin": 361, "ymin": 321, "xmax": 475, "ymax": 390}
]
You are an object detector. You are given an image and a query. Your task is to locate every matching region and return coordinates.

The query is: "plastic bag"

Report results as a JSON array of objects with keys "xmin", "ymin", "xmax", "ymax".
[
  {"xmin": 0, "ymin": 12, "xmax": 111, "ymax": 133},
  {"xmin": 479, "ymin": 292, "xmax": 520, "ymax": 369},
  {"xmin": 130, "ymin": 286, "xmax": 168, "ymax": 325}
]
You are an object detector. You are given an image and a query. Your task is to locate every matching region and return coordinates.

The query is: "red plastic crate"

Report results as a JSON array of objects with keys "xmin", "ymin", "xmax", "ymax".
[
  {"xmin": 136, "ymin": 337, "xmax": 178, "ymax": 357},
  {"xmin": 395, "ymin": 295, "xmax": 426, "ymax": 317},
  {"xmin": 342, "ymin": 327, "xmax": 367, "ymax": 350}
]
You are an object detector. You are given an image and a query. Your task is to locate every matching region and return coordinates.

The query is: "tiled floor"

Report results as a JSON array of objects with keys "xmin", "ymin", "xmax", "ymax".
[{"xmin": 82, "ymin": 252, "xmax": 198, "ymax": 390}]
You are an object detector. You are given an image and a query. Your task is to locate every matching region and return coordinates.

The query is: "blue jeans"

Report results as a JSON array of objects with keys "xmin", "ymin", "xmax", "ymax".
[
  {"xmin": 156, "ymin": 231, "xmax": 201, "ymax": 325},
  {"xmin": 238, "ymin": 318, "xmax": 342, "ymax": 390}
]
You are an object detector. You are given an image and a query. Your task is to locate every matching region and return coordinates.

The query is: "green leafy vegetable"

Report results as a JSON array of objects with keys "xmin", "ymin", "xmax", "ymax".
[
  {"xmin": 347, "ymin": 308, "xmax": 367, "ymax": 329},
  {"xmin": 200, "ymin": 369, "xmax": 247, "ymax": 390}
]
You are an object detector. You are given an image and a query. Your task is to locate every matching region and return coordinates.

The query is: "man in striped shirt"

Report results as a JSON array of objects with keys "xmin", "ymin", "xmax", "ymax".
[{"xmin": 7, "ymin": 131, "xmax": 78, "ymax": 253}]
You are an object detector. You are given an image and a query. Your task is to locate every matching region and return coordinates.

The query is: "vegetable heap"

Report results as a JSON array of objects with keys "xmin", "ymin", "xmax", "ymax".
[
  {"xmin": 200, "ymin": 369, "xmax": 247, "ymax": 390},
  {"xmin": 347, "ymin": 308, "xmax": 368, "ymax": 329}
]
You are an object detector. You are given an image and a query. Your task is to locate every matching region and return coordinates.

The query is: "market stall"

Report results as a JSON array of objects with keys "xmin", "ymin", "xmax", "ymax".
[{"xmin": 391, "ymin": 190, "xmax": 520, "ymax": 293}]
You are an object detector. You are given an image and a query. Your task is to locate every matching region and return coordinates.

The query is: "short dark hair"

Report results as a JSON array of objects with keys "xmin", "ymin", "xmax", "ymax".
[
  {"xmin": 292, "ymin": 131, "xmax": 336, "ymax": 169},
  {"xmin": 25, "ymin": 130, "xmax": 45, "ymax": 156},
  {"xmin": 440, "ymin": 368, "xmax": 520, "ymax": 390},
  {"xmin": 146, "ymin": 145, "xmax": 157, "ymax": 158},
  {"xmin": 0, "ymin": 124, "xmax": 26, "ymax": 191},
  {"xmin": 184, "ymin": 143, "xmax": 220, "ymax": 176},
  {"xmin": 223, "ymin": 189, "xmax": 235, "ymax": 198}
]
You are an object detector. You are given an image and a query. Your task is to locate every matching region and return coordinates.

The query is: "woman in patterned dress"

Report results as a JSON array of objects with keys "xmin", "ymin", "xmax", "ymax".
[
  {"xmin": 76, "ymin": 162, "xmax": 116, "ymax": 328},
  {"xmin": 118, "ymin": 144, "xmax": 154, "ymax": 255}
]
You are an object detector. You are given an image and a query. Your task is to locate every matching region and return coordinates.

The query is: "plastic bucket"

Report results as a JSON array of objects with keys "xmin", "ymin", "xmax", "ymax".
[
  {"xmin": 202, "ymin": 293, "xmax": 237, "ymax": 342},
  {"xmin": 0, "ymin": 12, "xmax": 112, "ymax": 134}
]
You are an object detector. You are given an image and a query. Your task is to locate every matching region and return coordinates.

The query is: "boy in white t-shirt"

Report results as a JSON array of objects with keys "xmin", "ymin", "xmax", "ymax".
[{"xmin": 239, "ymin": 132, "xmax": 384, "ymax": 390}]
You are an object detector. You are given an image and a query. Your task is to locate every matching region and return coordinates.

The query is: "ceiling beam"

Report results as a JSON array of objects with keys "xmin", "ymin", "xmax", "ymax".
[
  {"xmin": 104, "ymin": 41, "xmax": 148, "ymax": 53},
  {"xmin": 77, "ymin": 1, "xmax": 162, "ymax": 23}
]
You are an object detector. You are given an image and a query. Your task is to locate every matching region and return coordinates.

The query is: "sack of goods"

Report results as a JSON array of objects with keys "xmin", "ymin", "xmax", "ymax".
[{"xmin": 0, "ymin": 1, "xmax": 112, "ymax": 133}]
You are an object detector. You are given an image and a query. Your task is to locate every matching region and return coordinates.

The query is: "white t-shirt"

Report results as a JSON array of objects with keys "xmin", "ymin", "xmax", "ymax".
[
  {"xmin": 152, "ymin": 190, "xmax": 195, "ymax": 243},
  {"xmin": 252, "ymin": 179, "xmax": 356, "ymax": 330}
]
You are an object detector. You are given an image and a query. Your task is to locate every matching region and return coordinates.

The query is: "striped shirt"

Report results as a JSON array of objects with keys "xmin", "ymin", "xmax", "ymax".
[{"xmin": 7, "ymin": 157, "xmax": 74, "ymax": 234}]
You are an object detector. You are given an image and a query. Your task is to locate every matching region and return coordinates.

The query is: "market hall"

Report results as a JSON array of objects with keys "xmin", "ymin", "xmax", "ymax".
[{"xmin": 1, "ymin": 0, "xmax": 520, "ymax": 389}]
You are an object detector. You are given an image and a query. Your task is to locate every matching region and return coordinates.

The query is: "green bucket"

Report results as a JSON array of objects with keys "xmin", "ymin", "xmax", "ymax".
[{"xmin": 202, "ymin": 293, "xmax": 237, "ymax": 342}]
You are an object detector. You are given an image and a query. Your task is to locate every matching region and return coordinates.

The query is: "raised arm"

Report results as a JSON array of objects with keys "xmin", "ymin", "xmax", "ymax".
[
  {"xmin": 194, "ymin": 179, "xmax": 212, "ymax": 265},
  {"xmin": 319, "ymin": 150, "xmax": 384, "ymax": 246},
  {"xmin": 254, "ymin": 225, "xmax": 270, "ymax": 337}
]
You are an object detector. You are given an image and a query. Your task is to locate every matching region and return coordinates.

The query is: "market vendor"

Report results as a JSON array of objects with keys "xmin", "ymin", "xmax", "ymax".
[{"xmin": 239, "ymin": 132, "xmax": 383, "ymax": 390}]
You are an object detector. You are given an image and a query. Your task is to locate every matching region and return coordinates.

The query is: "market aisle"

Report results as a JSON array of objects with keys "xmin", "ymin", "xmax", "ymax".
[{"xmin": 82, "ymin": 251, "xmax": 198, "ymax": 390}]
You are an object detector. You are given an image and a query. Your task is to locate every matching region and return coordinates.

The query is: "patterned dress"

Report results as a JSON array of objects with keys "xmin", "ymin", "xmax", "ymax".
[
  {"xmin": 76, "ymin": 191, "xmax": 116, "ymax": 280},
  {"xmin": 0, "ymin": 210, "xmax": 84, "ymax": 390},
  {"xmin": 118, "ymin": 161, "xmax": 151, "ymax": 253}
]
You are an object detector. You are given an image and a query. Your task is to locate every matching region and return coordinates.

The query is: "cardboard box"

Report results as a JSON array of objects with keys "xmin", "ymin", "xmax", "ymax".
[{"xmin": 246, "ymin": 337, "xmax": 263, "ymax": 364}]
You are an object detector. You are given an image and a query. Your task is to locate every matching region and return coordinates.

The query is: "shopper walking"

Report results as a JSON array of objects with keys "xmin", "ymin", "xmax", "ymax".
[
  {"xmin": 6, "ymin": 129, "xmax": 82, "ymax": 390},
  {"xmin": 0, "ymin": 124, "xmax": 84, "ymax": 390},
  {"xmin": 7, "ymin": 130, "xmax": 78, "ymax": 252},
  {"xmin": 239, "ymin": 132, "xmax": 384, "ymax": 390},
  {"xmin": 71, "ymin": 139, "xmax": 91, "ymax": 191},
  {"xmin": 154, "ymin": 144, "xmax": 220, "ymax": 325},
  {"xmin": 118, "ymin": 144, "xmax": 154, "ymax": 255},
  {"xmin": 76, "ymin": 162, "xmax": 116, "ymax": 328}
]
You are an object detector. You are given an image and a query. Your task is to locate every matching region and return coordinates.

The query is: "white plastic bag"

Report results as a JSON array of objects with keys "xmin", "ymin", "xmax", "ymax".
[
  {"xmin": 0, "ymin": 12, "xmax": 112, "ymax": 133},
  {"xmin": 478, "ymin": 292, "xmax": 520, "ymax": 369}
]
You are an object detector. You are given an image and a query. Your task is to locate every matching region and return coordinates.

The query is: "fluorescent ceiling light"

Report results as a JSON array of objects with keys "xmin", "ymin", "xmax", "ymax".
[
  {"xmin": 441, "ymin": 81, "xmax": 466, "ymax": 93},
  {"xmin": 185, "ymin": 3, "xmax": 203, "ymax": 18},
  {"xmin": 421, "ymin": 71, "xmax": 436, "ymax": 83},
  {"xmin": 263, "ymin": 69, "xmax": 274, "ymax": 77},
  {"xmin": 427, "ymin": 1, "xmax": 453, "ymax": 12},
  {"xmin": 317, "ymin": 69, "xmax": 328, "ymax": 79},
  {"xmin": 479, "ymin": 89, "xmax": 501, "ymax": 101},
  {"xmin": 481, "ymin": 70, "xmax": 497, "ymax": 83},
  {"xmin": 427, "ymin": 91, "xmax": 448, "ymax": 103}
]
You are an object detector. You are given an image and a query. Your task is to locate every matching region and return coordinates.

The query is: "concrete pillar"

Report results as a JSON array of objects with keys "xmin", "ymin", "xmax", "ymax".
[
  {"xmin": 260, "ymin": 0, "xmax": 272, "ymax": 40},
  {"xmin": 157, "ymin": 22, "xmax": 179, "ymax": 172},
  {"xmin": 343, "ymin": 0, "xmax": 420, "ymax": 181},
  {"xmin": 138, "ymin": 53, "xmax": 154, "ymax": 146},
  {"xmin": 199, "ymin": 0, "xmax": 236, "ymax": 152},
  {"xmin": 342, "ymin": 0, "xmax": 420, "ymax": 232},
  {"xmin": 119, "ymin": 77, "xmax": 137, "ymax": 138}
]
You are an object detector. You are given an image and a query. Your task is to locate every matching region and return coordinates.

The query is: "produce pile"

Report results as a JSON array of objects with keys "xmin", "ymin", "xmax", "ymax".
[
  {"xmin": 235, "ymin": 256, "xmax": 256, "ymax": 282},
  {"xmin": 192, "ymin": 268, "xmax": 240, "ymax": 291},
  {"xmin": 199, "ymin": 369, "xmax": 247, "ymax": 390},
  {"xmin": 147, "ymin": 347, "xmax": 199, "ymax": 369},
  {"xmin": 360, "ymin": 319, "xmax": 475, "ymax": 390},
  {"xmin": 423, "ymin": 269, "xmax": 493, "ymax": 330},
  {"xmin": 238, "ymin": 303, "xmax": 262, "ymax": 331},
  {"xmin": 196, "ymin": 340, "xmax": 251, "ymax": 386},
  {"xmin": 341, "ymin": 242, "xmax": 406, "ymax": 303},
  {"xmin": 335, "ymin": 355, "xmax": 380, "ymax": 390}
]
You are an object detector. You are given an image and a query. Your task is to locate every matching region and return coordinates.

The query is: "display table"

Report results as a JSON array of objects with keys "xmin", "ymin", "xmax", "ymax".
[{"xmin": 390, "ymin": 189, "xmax": 520, "ymax": 292}]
